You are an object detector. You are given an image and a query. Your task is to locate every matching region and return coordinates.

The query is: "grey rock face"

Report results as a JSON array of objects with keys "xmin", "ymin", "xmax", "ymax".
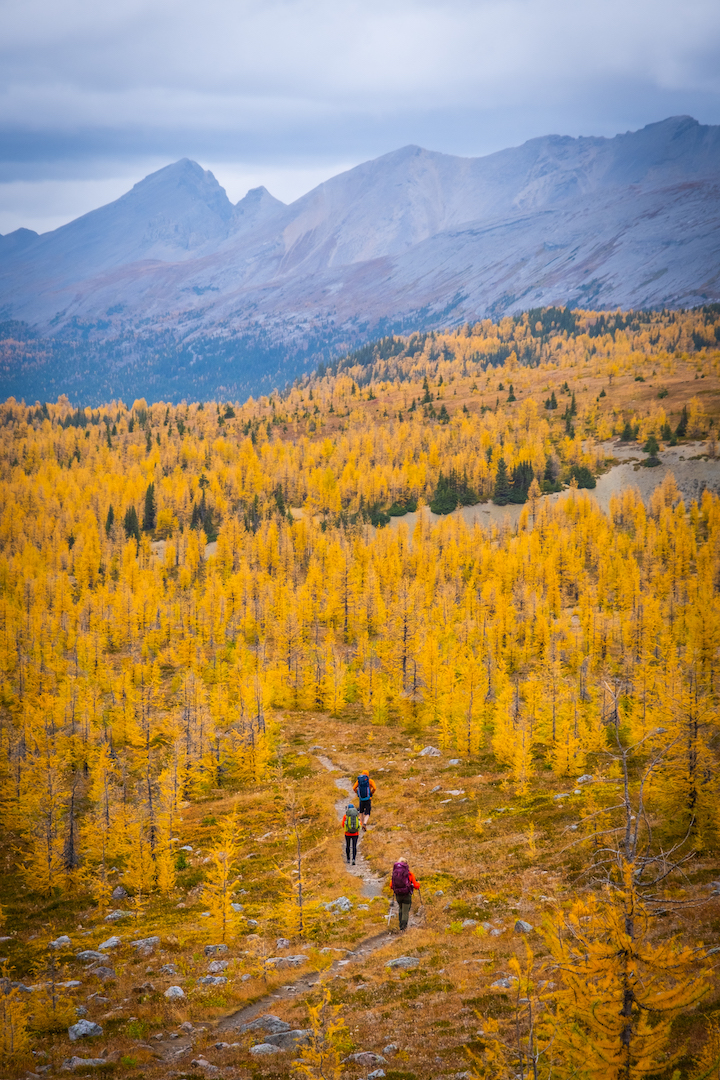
[
  {"xmin": 515, "ymin": 920, "xmax": 534, "ymax": 933},
  {"xmin": 204, "ymin": 943, "xmax": 229, "ymax": 956},
  {"xmin": 249, "ymin": 1043, "xmax": 281, "ymax": 1055},
  {"xmin": 68, "ymin": 1019, "xmax": 103, "ymax": 1040},
  {"xmin": 111, "ymin": 885, "xmax": 128, "ymax": 899}
]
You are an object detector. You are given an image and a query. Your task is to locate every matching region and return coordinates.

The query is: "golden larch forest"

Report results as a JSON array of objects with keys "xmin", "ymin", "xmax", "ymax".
[{"xmin": 1, "ymin": 305, "xmax": 720, "ymax": 1079}]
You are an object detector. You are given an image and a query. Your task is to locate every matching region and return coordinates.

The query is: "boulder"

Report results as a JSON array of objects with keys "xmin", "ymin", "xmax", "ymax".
[
  {"xmin": 76, "ymin": 951, "xmax": 105, "ymax": 964},
  {"xmin": 208, "ymin": 960, "xmax": 228, "ymax": 973},
  {"xmin": 197, "ymin": 976, "xmax": 227, "ymax": 986},
  {"xmin": 324, "ymin": 896, "xmax": 352, "ymax": 912},
  {"xmin": 383, "ymin": 1043, "xmax": 398, "ymax": 1055},
  {"xmin": 61, "ymin": 1057, "xmax": 107, "ymax": 1071},
  {"xmin": 131, "ymin": 936, "xmax": 160, "ymax": 950},
  {"xmin": 204, "ymin": 944, "xmax": 228, "ymax": 956},
  {"xmin": 368, "ymin": 1071, "xmax": 386, "ymax": 1079},
  {"xmin": 164, "ymin": 985, "xmax": 185, "ymax": 1000},
  {"xmin": 191, "ymin": 1058, "xmax": 220, "ymax": 1074},
  {"xmin": 346, "ymin": 1051, "xmax": 387, "ymax": 1066},
  {"xmin": 385, "ymin": 956, "xmax": 419, "ymax": 970},
  {"xmin": 89, "ymin": 966, "xmax": 116, "ymax": 981},
  {"xmin": 160, "ymin": 964, "xmax": 178, "ymax": 974},
  {"xmin": 240, "ymin": 1014, "xmax": 291, "ymax": 1035},
  {"xmin": 249, "ymin": 1043, "xmax": 280, "ymax": 1055},
  {"xmin": 111, "ymin": 885, "xmax": 128, "ymax": 899},
  {"xmin": 265, "ymin": 955, "xmax": 309, "ymax": 969},
  {"xmin": 68, "ymin": 1019, "xmax": 103, "ymax": 1041},
  {"xmin": 514, "ymin": 920, "xmax": 533, "ymax": 934},
  {"xmin": 419, "ymin": 746, "xmax": 441, "ymax": 757},
  {"xmin": 265, "ymin": 1028, "xmax": 312, "ymax": 1049},
  {"xmin": 98, "ymin": 936, "xmax": 121, "ymax": 951},
  {"xmin": 245, "ymin": 918, "xmax": 259, "ymax": 928},
  {"xmin": 462, "ymin": 919, "xmax": 477, "ymax": 929},
  {"xmin": 576, "ymin": 774, "xmax": 594, "ymax": 784},
  {"xmin": 491, "ymin": 976, "xmax": 517, "ymax": 989},
  {"xmin": 104, "ymin": 910, "xmax": 128, "ymax": 922},
  {"xmin": 49, "ymin": 935, "xmax": 71, "ymax": 949},
  {"xmin": 275, "ymin": 937, "xmax": 290, "ymax": 950},
  {"xmin": 230, "ymin": 902, "xmax": 244, "ymax": 912}
]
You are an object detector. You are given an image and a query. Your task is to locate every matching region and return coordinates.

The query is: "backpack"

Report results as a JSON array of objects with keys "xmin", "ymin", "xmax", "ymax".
[
  {"xmin": 357, "ymin": 773, "xmax": 371, "ymax": 800},
  {"xmin": 346, "ymin": 806, "xmax": 360, "ymax": 833},
  {"xmin": 392, "ymin": 861, "xmax": 412, "ymax": 897}
]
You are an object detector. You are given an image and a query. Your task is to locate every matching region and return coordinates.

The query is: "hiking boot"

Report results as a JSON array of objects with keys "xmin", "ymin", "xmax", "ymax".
[
  {"xmin": 352, "ymin": 859, "xmax": 356, "ymax": 865},
  {"xmin": 362, "ymin": 824, "xmax": 367, "ymax": 831}
]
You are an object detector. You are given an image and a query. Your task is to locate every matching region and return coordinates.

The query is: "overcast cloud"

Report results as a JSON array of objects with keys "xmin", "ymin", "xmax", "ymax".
[{"xmin": 1, "ymin": 0, "xmax": 719, "ymax": 233}]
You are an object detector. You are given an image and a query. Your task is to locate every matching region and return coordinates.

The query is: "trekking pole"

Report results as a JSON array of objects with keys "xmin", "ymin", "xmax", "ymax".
[{"xmin": 386, "ymin": 897, "xmax": 395, "ymax": 930}]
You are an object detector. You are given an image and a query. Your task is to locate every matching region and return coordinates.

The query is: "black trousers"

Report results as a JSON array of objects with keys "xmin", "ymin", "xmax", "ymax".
[
  {"xmin": 397, "ymin": 895, "xmax": 412, "ymax": 930},
  {"xmin": 345, "ymin": 834, "xmax": 358, "ymax": 860}
]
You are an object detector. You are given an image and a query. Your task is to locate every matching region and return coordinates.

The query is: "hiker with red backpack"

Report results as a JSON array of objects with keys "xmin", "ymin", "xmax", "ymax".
[
  {"xmin": 389, "ymin": 858, "xmax": 420, "ymax": 931},
  {"xmin": 342, "ymin": 803, "xmax": 361, "ymax": 864},
  {"xmin": 352, "ymin": 771, "xmax": 376, "ymax": 830}
]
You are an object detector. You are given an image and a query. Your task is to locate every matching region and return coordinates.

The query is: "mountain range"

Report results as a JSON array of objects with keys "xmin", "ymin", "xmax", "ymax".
[{"xmin": 1, "ymin": 115, "xmax": 719, "ymax": 403}]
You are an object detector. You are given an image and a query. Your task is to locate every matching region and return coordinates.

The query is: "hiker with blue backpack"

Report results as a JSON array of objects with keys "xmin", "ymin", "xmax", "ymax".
[
  {"xmin": 352, "ymin": 771, "xmax": 376, "ymax": 830},
  {"xmin": 389, "ymin": 858, "xmax": 420, "ymax": 931},
  {"xmin": 342, "ymin": 803, "xmax": 361, "ymax": 864}
]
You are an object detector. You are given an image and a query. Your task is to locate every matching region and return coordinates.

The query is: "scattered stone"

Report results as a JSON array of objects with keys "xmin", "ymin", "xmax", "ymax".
[
  {"xmin": 191, "ymin": 1058, "xmax": 220, "ymax": 1074},
  {"xmin": 265, "ymin": 955, "xmax": 309, "ymax": 969},
  {"xmin": 75, "ymin": 1006, "xmax": 87, "ymax": 1017},
  {"xmin": 491, "ymin": 977, "xmax": 517, "ymax": 989},
  {"xmin": 131, "ymin": 936, "xmax": 160, "ymax": 952},
  {"xmin": 86, "ymin": 993, "xmax": 109, "ymax": 1004},
  {"xmin": 240, "ymin": 1015, "xmax": 291, "ymax": 1035},
  {"xmin": 179, "ymin": 845, "xmax": 193, "ymax": 852},
  {"xmin": 276, "ymin": 937, "xmax": 290, "ymax": 950},
  {"xmin": 430, "ymin": 785, "xmax": 441, "ymax": 793},
  {"xmin": 368, "ymin": 1071, "xmax": 386, "ymax": 1079},
  {"xmin": 214, "ymin": 1042, "xmax": 229, "ymax": 1049},
  {"xmin": 204, "ymin": 944, "xmax": 229, "ymax": 956},
  {"xmin": 245, "ymin": 918, "xmax": 259, "ymax": 928},
  {"xmin": 553, "ymin": 793, "xmax": 572, "ymax": 800},
  {"xmin": 208, "ymin": 960, "xmax": 228, "ymax": 973},
  {"xmin": 419, "ymin": 746, "xmax": 441, "ymax": 757},
  {"xmin": 49, "ymin": 935, "xmax": 71, "ymax": 949},
  {"xmin": 324, "ymin": 896, "xmax": 352, "ymax": 912},
  {"xmin": 250, "ymin": 1043, "xmax": 280, "ymax": 1055},
  {"xmin": 448, "ymin": 758, "xmax": 461, "ymax": 765},
  {"xmin": 164, "ymin": 986, "xmax": 185, "ymax": 1000},
  {"xmin": 434, "ymin": 889, "xmax": 444, "ymax": 896},
  {"xmin": 576, "ymin": 774, "xmax": 593, "ymax": 784},
  {"xmin": 68, "ymin": 1019, "xmax": 103, "ymax": 1041},
  {"xmin": 445, "ymin": 789, "xmax": 465, "ymax": 796},
  {"xmin": 59, "ymin": 981, "xmax": 82, "ymax": 989},
  {"xmin": 265, "ymin": 1029, "xmax": 312, "ymax": 1049},
  {"xmin": 180, "ymin": 1021, "xmax": 195, "ymax": 1032},
  {"xmin": 462, "ymin": 919, "xmax": 477, "ymax": 929},
  {"xmin": 385, "ymin": 956, "xmax": 419, "ymax": 970},
  {"xmin": 230, "ymin": 902, "xmax": 244, "ymax": 912},
  {"xmin": 197, "ymin": 976, "xmax": 227, "ymax": 986},
  {"xmin": 90, "ymin": 966, "xmax": 116, "ymax": 981},
  {"xmin": 346, "ymin": 1051, "xmax": 387, "ymax": 1066},
  {"xmin": 199, "ymin": 912, "xmax": 211, "ymax": 917},
  {"xmin": 104, "ymin": 910, "xmax": 128, "ymax": 922},
  {"xmin": 489, "ymin": 928, "xmax": 503, "ymax": 936},
  {"xmin": 241, "ymin": 973, "xmax": 251, "ymax": 981},
  {"xmin": 383, "ymin": 1043, "xmax": 398, "ymax": 1055},
  {"xmin": 76, "ymin": 951, "xmax": 105, "ymax": 964},
  {"xmin": 98, "ymin": 936, "xmax": 121, "ymax": 951},
  {"xmin": 515, "ymin": 920, "xmax": 533, "ymax": 934},
  {"xmin": 160, "ymin": 964, "xmax": 178, "ymax": 975},
  {"xmin": 111, "ymin": 885, "xmax": 128, "ymax": 900},
  {"xmin": 61, "ymin": 1057, "xmax": 107, "ymax": 1071}
]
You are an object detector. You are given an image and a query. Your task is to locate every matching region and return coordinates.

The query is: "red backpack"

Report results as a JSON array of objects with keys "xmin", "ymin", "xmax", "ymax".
[{"xmin": 392, "ymin": 861, "xmax": 412, "ymax": 897}]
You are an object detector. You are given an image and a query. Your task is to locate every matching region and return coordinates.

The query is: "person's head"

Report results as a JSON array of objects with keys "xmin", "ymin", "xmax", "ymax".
[
  {"xmin": 348, "ymin": 803, "xmax": 356, "ymax": 811},
  {"xmin": 397, "ymin": 858, "xmax": 408, "ymax": 865}
]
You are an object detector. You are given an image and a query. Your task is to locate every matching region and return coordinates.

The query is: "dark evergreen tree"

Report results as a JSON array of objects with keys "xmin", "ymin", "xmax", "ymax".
[
  {"xmin": 123, "ymin": 506, "xmax": 140, "ymax": 542},
  {"xmin": 142, "ymin": 482, "xmax": 156, "ymax": 533},
  {"xmin": 507, "ymin": 383, "xmax": 516, "ymax": 402},
  {"xmin": 429, "ymin": 473, "xmax": 458, "ymax": 515},
  {"xmin": 105, "ymin": 504, "xmax": 114, "ymax": 537},
  {"xmin": 676, "ymin": 404, "xmax": 689, "ymax": 438},
  {"xmin": 493, "ymin": 457, "xmax": 512, "ymax": 505}
]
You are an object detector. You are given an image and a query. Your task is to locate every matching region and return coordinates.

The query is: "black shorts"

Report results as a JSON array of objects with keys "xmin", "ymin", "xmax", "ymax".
[{"xmin": 358, "ymin": 798, "xmax": 372, "ymax": 815}]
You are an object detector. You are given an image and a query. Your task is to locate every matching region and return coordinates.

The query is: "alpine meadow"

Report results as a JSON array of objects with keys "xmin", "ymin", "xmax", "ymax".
[{"xmin": 2, "ymin": 304, "xmax": 720, "ymax": 1080}]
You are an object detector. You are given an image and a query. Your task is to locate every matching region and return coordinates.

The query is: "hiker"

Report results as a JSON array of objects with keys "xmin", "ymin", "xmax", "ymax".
[
  {"xmin": 352, "ymin": 770, "xmax": 376, "ymax": 830},
  {"xmin": 342, "ymin": 803, "xmax": 361, "ymax": 864},
  {"xmin": 389, "ymin": 858, "xmax": 420, "ymax": 931}
]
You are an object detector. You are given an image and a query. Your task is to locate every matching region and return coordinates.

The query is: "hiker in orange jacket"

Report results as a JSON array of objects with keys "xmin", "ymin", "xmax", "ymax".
[
  {"xmin": 342, "ymin": 803, "xmax": 361, "ymax": 865},
  {"xmin": 352, "ymin": 771, "xmax": 376, "ymax": 830},
  {"xmin": 389, "ymin": 858, "xmax": 420, "ymax": 931}
]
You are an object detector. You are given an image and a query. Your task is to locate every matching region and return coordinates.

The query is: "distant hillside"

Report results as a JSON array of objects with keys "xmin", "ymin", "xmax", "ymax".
[{"xmin": 1, "ymin": 116, "xmax": 720, "ymax": 403}]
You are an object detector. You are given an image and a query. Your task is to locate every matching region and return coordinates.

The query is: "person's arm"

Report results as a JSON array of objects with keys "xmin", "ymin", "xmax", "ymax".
[
  {"xmin": 352, "ymin": 779, "xmax": 358, "ymax": 793},
  {"xmin": 369, "ymin": 778, "xmax": 377, "ymax": 796},
  {"xmin": 341, "ymin": 815, "xmax": 347, "ymax": 830},
  {"xmin": 409, "ymin": 871, "xmax": 420, "ymax": 890}
]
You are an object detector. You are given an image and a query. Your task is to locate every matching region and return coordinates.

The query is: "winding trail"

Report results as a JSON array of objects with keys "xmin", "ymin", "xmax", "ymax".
[{"xmin": 157, "ymin": 753, "xmax": 403, "ymax": 1061}]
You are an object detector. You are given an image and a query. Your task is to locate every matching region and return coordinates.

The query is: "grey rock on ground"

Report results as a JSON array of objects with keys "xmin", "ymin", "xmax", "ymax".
[
  {"xmin": 68, "ymin": 1019, "xmax": 103, "ymax": 1041},
  {"xmin": 98, "ymin": 936, "xmax": 121, "ymax": 950},
  {"xmin": 49, "ymin": 935, "xmax": 71, "ymax": 949},
  {"xmin": 208, "ymin": 960, "xmax": 228, "ymax": 973},
  {"xmin": 61, "ymin": 1057, "xmax": 107, "ymax": 1071},
  {"xmin": 164, "ymin": 986, "xmax": 185, "ymax": 1000},
  {"xmin": 515, "ymin": 920, "xmax": 533, "ymax": 933},
  {"xmin": 385, "ymin": 957, "xmax": 419, "ymax": 970},
  {"xmin": 383, "ymin": 1043, "xmax": 398, "ymax": 1055},
  {"xmin": 462, "ymin": 919, "xmax": 477, "ymax": 928},
  {"xmin": 419, "ymin": 746, "xmax": 441, "ymax": 757},
  {"xmin": 131, "ymin": 936, "xmax": 160, "ymax": 950},
  {"xmin": 197, "ymin": 976, "xmax": 227, "ymax": 986},
  {"xmin": 111, "ymin": 886, "xmax": 128, "ymax": 899},
  {"xmin": 324, "ymin": 896, "xmax": 352, "ymax": 912},
  {"xmin": 191, "ymin": 1058, "xmax": 220, "ymax": 1074},
  {"xmin": 240, "ymin": 1015, "xmax": 291, "ymax": 1035},
  {"xmin": 76, "ymin": 951, "xmax": 105, "ymax": 963},
  {"xmin": 345, "ymin": 1051, "xmax": 387, "ymax": 1066},
  {"xmin": 266, "ymin": 955, "xmax": 309, "ymax": 968},
  {"xmin": 104, "ymin": 911, "xmax": 128, "ymax": 922},
  {"xmin": 264, "ymin": 1029, "xmax": 312, "ymax": 1049},
  {"xmin": 204, "ymin": 944, "xmax": 228, "ymax": 956},
  {"xmin": 249, "ymin": 1043, "xmax": 280, "ymax": 1055},
  {"xmin": 89, "ymin": 966, "xmax": 116, "ymax": 981}
]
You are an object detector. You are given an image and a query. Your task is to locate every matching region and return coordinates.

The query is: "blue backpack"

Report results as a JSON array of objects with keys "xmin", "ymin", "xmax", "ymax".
[{"xmin": 357, "ymin": 774, "xmax": 371, "ymax": 799}]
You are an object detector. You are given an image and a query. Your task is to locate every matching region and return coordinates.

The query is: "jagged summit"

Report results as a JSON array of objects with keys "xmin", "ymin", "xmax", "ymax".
[{"xmin": 0, "ymin": 116, "xmax": 719, "ymax": 402}]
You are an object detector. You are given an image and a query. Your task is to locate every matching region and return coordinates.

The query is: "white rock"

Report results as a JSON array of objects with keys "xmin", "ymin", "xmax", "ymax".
[
  {"xmin": 98, "ymin": 936, "xmax": 121, "ymax": 951},
  {"xmin": 68, "ymin": 1020, "xmax": 103, "ymax": 1041},
  {"xmin": 419, "ymin": 746, "xmax": 441, "ymax": 757},
  {"xmin": 249, "ymin": 1043, "xmax": 280, "ymax": 1055},
  {"xmin": 385, "ymin": 956, "xmax": 419, "ymax": 970},
  {"xmin": 325, "ymin": 896, "xmax": 352, "ymax": 912},
  {"xmin": 514, "ymin": 920, "xmax": 533, "ymax": 933},
  {"xmin": 164, "ymin": 985, "xmax": 185, "ymax": 1000},
  {"xmin": 49, "ymin": 935, "xmax": 71, "ymax": 949}
]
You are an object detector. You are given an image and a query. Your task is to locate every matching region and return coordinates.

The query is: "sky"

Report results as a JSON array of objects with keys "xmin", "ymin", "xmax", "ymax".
[{"xmin": 1, "ymin": 0, "xmax": 720, "ymax": 235}]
